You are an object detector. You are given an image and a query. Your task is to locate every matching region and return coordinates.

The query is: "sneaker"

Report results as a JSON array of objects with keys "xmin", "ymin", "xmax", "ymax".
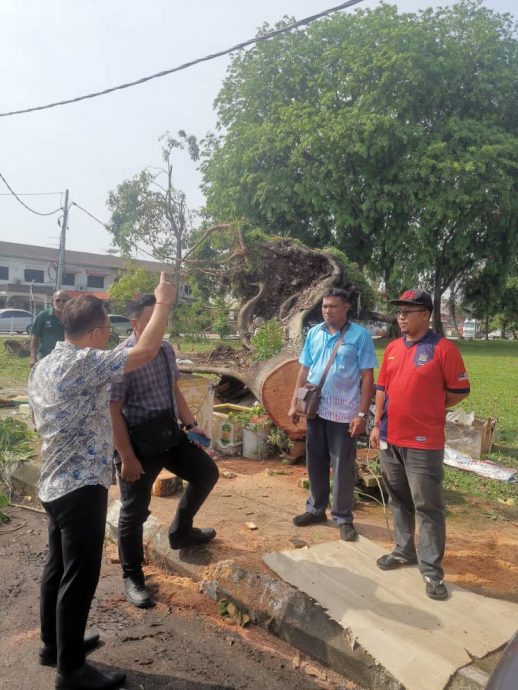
[
  {"xmin": 292, "ymin": 512, "xmax": 327, "ymax": 527},
  {"xmin": 123, "ymin": 577, "xmax": 153, "ymax": 609},
  {"xmin": 339, "ymin": 524, "xmax": 358, "ymax": 541},
  {"xmin": 377, "ymin": 553, "xmax": 418, "ymax": 570},
  {"xmin": 424, "ymin": 576, "xmax": 448, "ymax": 600}
]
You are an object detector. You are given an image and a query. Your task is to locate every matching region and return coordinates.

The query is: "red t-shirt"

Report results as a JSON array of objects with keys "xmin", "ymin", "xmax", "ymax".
[{"xmin": 376, "ymin": 330, "xmax": 470, "ymax": 450}]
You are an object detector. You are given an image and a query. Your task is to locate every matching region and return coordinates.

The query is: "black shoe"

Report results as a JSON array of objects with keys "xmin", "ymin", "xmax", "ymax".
[
  {"xmin": 123, "ymin": 577, "xmax": 153, "ymax": 609},
  {"xmin": 292, "ymin": 512, "xmax": 327, "ymax": 527},
  {"xmin": 424, "ymin": 576, "xmax": 448, "ymax": 601},
  {"xmin": 55, "ymin": 662, "xmax": 126, "ymax": 690},
  {"xmin": 168, "ymin": 527, "xmax": 216, "ymax": 550},
  {"xmin": 339, "ymin": 524, "xmax": 358, "ymax": 542},
  {"xmin": 39, "ymin": 633, "xmax": 100, "ymax": 667},
  {"xmin": 377, "ymin": 553, "xmax": 418, "ymax": 570}
]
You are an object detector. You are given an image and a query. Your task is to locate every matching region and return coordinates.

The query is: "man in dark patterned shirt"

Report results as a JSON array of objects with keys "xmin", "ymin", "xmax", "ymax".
[{"xmin": 110, "ymin": 295, "xmax": 219, "ymax": 609}]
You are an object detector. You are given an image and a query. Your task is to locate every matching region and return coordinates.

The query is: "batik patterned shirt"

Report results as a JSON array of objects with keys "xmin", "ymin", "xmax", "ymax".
[
  {"xmin": 300, "ymin": 321, "xmax": 378, "ymax": 423},
  {"xmin": 29, "ymin": 341, "xmax": 128, "ymax": 502}
]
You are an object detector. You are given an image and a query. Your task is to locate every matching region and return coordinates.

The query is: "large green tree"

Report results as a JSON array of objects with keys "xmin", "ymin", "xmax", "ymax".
[{"xmin": 202, "ymin": 1, "xmax": 518, "ymax": 332}]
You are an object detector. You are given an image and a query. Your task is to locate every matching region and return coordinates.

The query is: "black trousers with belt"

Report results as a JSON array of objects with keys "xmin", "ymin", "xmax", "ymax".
[
  {"xmin": 40, "ymin": 484, "xmax": 107, "ymax": 675},
  {"xmin": 116, "ymin": 432, "xmax": 219, "ymax": 581}
]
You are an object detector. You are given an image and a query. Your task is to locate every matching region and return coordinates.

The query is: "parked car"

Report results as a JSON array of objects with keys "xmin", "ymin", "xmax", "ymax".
[
  {"xmin": 0, "ymin": 308, "xmax": 33, "ymax": 334},
  {"xmin": 462, "ymin": 318, "xmax": 481, "ymax": 339},
  {"xmin": 109, "ymin": 314, "xmax": 132, "ymax": 336},
  {"xmin": 488, "ymin": 330, "xmax": 515, "ymax": 340}
]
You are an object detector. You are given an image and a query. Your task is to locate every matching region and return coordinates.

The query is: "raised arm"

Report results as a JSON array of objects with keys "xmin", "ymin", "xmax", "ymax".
[{"xmin": 124, "ymin": 273, "xmax": 176, "ymax": 373}]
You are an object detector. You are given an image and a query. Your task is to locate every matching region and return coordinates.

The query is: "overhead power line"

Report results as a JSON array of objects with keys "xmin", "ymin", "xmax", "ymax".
[
  {"xmin": 0, "ymin": 172, "xmax": 63, "ymax": 216},
  {"xmin": 0, "ymin": 191, "xmax": 62, "ymax": 196},
  {"xmin": 71, "ymin": 201, "xmax": 160, "ymax": 261},
  {"xmin": 0, "ymin": 0, "xmax": 365, "ymax": 118}
]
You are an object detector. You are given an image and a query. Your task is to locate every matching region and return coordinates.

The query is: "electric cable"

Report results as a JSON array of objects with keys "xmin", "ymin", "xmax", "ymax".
[
  {"xmin": 0, "ymin": 172, "xmax": 63, "ymax": 216},
  {"xmin": 70, "ymin": 201, "xmax": 165, "ymax": 262},
  {"xmin": 0, "ymin": 0, "xmax": 365, "ymax": 118},
  {"xmin": 71, "ymin": 200, "xmax": 220, "ymax": 265},
  {"xmin": 0, "ymin": 191, "xmax": 62, "ymax": 196}
]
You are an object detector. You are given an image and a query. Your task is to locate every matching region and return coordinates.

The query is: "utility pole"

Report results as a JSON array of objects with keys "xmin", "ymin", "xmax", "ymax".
[{"xmin": 56, "ymin": 189, "xmax": 69, "ymax": 290}]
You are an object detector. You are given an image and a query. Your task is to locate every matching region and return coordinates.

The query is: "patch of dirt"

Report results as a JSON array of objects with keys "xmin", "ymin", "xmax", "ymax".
[{"xmin": 148, "ymin": 454, "xmax": 518, "ymax": 603}]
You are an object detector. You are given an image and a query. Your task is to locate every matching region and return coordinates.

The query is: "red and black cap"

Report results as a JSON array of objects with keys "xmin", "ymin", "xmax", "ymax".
[{"xmin": 389, "ymin": 289, "xmax": 433, "ymax": 311}]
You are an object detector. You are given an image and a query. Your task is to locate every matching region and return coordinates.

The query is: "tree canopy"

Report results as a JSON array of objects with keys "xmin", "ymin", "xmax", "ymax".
[
  {"xmin": 202, "ymin": 1, "xmax": 518, "ymax": 330},
  {"xmin": 107, "ymin": 131, "xmax": 199, "ymax": 303}
]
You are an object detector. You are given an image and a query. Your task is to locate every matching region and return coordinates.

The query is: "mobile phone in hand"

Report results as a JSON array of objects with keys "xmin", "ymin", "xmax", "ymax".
[{"xmin": 187, "ymin": 430, "xmax": 211, "ymax": 447}]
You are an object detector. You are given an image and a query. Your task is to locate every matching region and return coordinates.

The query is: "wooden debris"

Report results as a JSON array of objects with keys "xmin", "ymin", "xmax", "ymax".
[{"xmin": 151, "ymin": 470, "xmax": 183, "ymax": 497}]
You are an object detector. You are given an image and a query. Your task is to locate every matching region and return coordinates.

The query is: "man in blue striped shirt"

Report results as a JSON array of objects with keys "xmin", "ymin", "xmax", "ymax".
[{"xmin": 288, "ymin": 288, "xmax": 377, "ymax": 541}]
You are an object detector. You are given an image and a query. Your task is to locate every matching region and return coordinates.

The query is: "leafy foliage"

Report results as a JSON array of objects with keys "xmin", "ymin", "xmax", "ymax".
[
  {"xmin": 202, "ymin": 2, "xmax": 518, "ymax": 328},
  {"xmin": 107, "ymin": 266, "xmax": 157, "ymax": 308},
  {"xmin": 107, "ymin": 131, "xmax": 199, "ymax": 303},
  {"xmin": 250, "ymin": 319, "xmax": 283, "ymax": 361},
  {"xmin": 0, "ymin": 417, "xmax": 37, "ymax": 520}
]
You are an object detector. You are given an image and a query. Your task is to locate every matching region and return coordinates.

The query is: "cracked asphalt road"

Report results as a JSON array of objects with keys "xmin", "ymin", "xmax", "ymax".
[{"xmin": 0, "ymin": 505, "xmax": 353, "ymax": 690}]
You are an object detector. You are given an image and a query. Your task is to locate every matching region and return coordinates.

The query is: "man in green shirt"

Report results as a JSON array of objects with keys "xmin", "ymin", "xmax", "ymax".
[{"xmin": 30, "ymin": 291, "xmax": 69, "ymax": 365}]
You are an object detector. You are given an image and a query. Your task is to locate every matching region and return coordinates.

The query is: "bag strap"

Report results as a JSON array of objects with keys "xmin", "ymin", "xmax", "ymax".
[
  {"xmin": 159, "ymin": 346, "xmax": 176, "ymax": 416},
  {"xmin": 316, "ymin": 322, "xmax": 350, "ymax": 393}
]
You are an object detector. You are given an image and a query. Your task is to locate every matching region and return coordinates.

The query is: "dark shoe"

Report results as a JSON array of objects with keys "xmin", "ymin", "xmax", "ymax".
[
  {"xmin": 123, "ymin": 577, "xmax": 153, "ymax": 609},
  {"xmin": 55, "ymin": 661, "xmax": 125, "ymax": 690},
  {"xmin": 339, "ymin": 524, "xmax": 358, "ymax": 542},
  {"xmin": 424, "ymin": 576, "xmax": 448, "ymax": 601},
  {"xmin": 377, "ymin": 553, "xmax": 418, "ymax": 570},
  {"xmin": 39, "ymin": 632, "xmax": 100, "ymax": 667},
  {"xmin": 292, "ymin": 512, "xmax": 327, "ymax": 527},
  {"xmin": 169, "ymin": 527, "xmax": 217, "ymax": 550}
]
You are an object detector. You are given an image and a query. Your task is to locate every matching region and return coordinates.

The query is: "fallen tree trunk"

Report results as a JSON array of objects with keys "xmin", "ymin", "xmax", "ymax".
[{"xmin": 179, "ymin": 352, "xmax": 307, "ymax": 439}]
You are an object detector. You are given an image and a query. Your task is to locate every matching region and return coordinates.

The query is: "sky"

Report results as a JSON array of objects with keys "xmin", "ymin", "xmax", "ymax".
[{"xmin": 0, "ymin": 0, "xmax": 515, "ymax": 257}]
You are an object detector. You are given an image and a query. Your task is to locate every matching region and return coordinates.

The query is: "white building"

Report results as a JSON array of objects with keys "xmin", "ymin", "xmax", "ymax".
[{"xmin": 0, "ymin": 240, "xmax": 192, "ymax": 311}]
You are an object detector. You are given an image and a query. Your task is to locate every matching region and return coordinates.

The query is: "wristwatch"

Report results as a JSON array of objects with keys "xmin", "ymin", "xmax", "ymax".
[
  {"xmin": 357, "ymin": 412, "xmax": 367, "ymax": 419},
  {"xmin": 184, "ymin": 421, "xmax": 197, "ymax": 431}
]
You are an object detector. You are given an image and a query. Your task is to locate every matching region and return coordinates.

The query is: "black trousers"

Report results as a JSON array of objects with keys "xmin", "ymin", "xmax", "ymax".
[
  {"xmin": 41, "ymin": 484, "xmax": 108, "ymax": 675},
  {"xmin": 305, "ymin": 416, "xmax": 356, "ymax": 525},
  {"xmin": 116, "ymin": 433, "xmax": 219, "ymax": 580}
]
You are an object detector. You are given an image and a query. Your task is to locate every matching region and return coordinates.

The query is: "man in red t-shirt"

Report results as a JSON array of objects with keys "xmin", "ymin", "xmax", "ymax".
[{"xmin": 370, "ymin": 289, "xmax": 470, "ymax": 601}]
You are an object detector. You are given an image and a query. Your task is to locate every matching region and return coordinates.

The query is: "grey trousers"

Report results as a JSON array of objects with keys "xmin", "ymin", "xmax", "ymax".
[
  {"xmin": 380, "ymin": 445, "xmax": 445, "ymax": 579},
  {"xmin": 305, "ymin": 416, "xmax": 356, "ymax": 525}
]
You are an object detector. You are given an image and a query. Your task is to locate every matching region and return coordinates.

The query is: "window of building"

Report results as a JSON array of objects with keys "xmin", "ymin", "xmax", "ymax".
[
  {"xmin": 62, "ymin": 272, "xmax": 75, "ymax": 286},
  {"xmin": 24, "ymin": 269, "xmax": 45, "ymax": 283},
  {"xmin": 183, "ymin": 284, "xmax": 192, "ymax": 296},
  {"xmin": 0, "ymin": 266, "xmax": 8, "ymax": 280},
  {"xmin": 87, "ymin": 275, "xmax": 104, "ymax": 289}
]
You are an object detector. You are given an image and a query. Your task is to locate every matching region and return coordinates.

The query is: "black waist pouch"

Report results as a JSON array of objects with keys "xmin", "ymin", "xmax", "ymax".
[{"xmin": 127, "ymin": 410, "xmax": 182, "ymax": 460}]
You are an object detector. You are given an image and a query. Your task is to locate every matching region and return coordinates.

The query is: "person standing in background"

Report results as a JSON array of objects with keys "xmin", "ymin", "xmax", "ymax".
[{"xmin": 30, "ymin": 290, "xmax": 69, "ymax": 366}]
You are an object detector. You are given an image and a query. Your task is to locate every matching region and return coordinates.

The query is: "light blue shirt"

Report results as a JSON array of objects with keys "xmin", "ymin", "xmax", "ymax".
[
  {"xmin": 29, "ymin": 342, "xmax": 128, "ymax": 503},
  {"xmin": 299, "ymin": 321, "xmax": 378, "ymax": 423}
]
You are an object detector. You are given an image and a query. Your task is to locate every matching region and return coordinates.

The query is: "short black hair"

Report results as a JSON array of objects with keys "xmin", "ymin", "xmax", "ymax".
[
  {"xmin": 128, "ymin": 294, "xmax": 156, "ymax": 319},
  {"xmin": 322, "ymin": 287, "xmax": 352, "ymax": 303},
  {"xmin": 62, "ymin": 295, "xmax": 108, "ymax": 337}
]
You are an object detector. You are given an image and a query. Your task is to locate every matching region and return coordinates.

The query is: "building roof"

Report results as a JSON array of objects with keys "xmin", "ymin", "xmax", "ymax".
[{"xmin": 0, "ymin": 240, "xmax": 168, "ymax": 273}]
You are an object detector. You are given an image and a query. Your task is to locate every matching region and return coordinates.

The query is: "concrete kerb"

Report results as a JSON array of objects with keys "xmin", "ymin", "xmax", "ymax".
[
  {"xmin": 10, "ymin": 464, "xmax": 491, "ymax": 690},
  {"xmin": 105, "ymin": 499, "xmax": 490, "ymax": 690}
]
